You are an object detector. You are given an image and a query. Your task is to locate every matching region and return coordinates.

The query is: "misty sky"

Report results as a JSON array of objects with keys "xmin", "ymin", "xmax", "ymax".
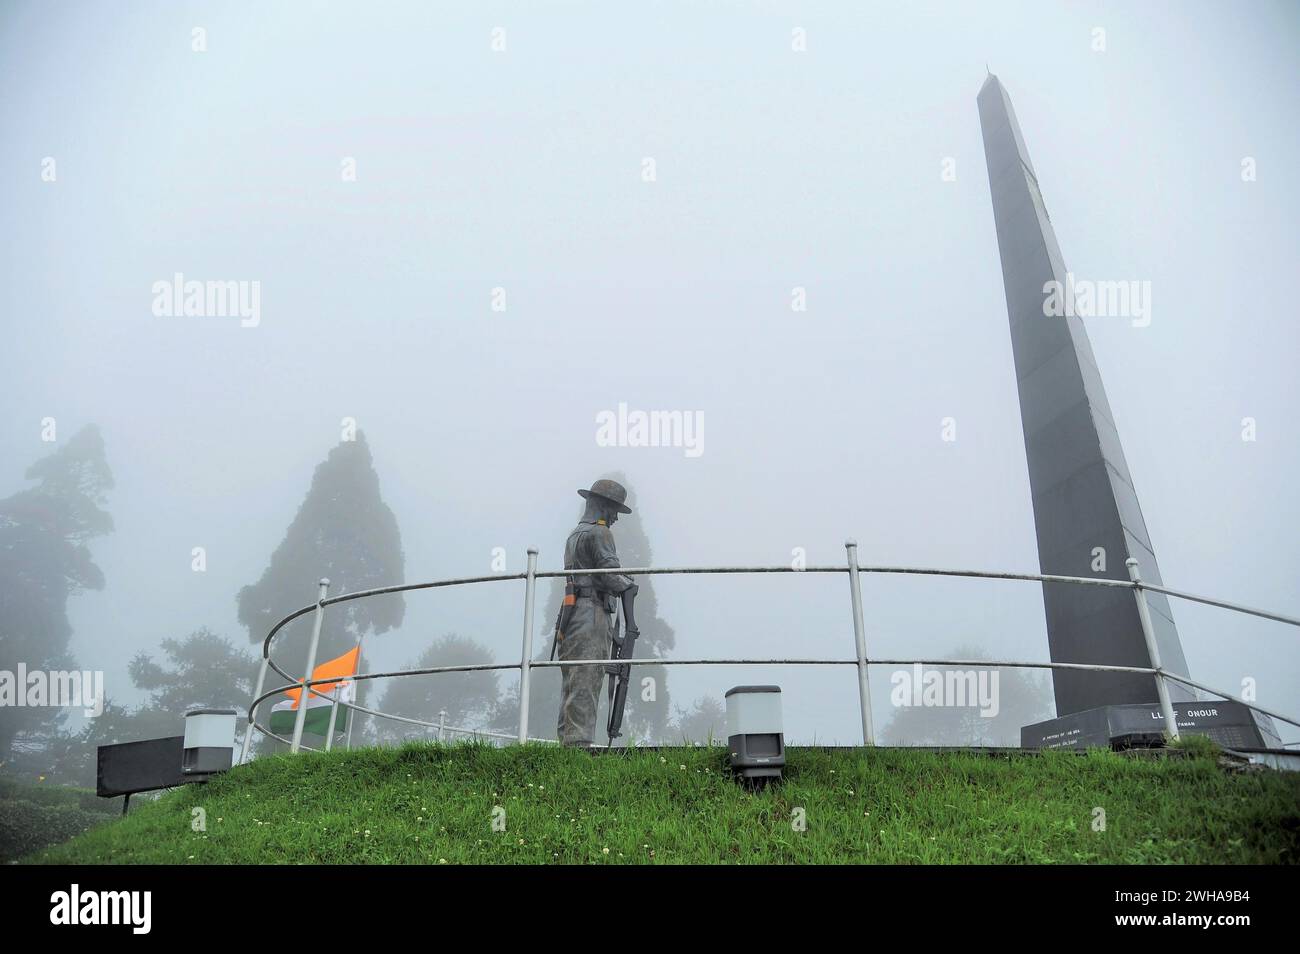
[{"xmin": 2, "ymin": 1, "xmax": 1297, "ymax": 744}]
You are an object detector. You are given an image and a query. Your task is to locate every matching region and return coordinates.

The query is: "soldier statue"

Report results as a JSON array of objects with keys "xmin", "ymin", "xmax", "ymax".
[{"xmin": 553, "ymin": 479, "xmax": 638, "ymax": 748}]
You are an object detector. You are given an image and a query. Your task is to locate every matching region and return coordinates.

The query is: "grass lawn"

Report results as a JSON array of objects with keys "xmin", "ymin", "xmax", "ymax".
[{"xmin": 25, "ymin": 739, "xmax": 1300, "ymax": 864}]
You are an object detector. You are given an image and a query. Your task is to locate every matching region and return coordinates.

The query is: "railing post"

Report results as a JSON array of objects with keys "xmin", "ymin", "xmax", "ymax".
[
  {"xmin": 1126, "ymin": 558, "xmax": 1179, "ymax": 741},
  {"xmin": 240, "ymin": 653, "xmax": 270, "ymax": 764},
  {"xmin": 845, "ymin": 540, "xmax": 875, "ymax": 746},
  {"xmin": 291, "ymin": 578, "xmax": 330, "ymax": 754},
  {"xmin": 516, "ymin": 548, "xmax": 539, "ymax": 744},
  {"xmin": 438, "ymin": 708, "xmax": 447, "ymax": 742}
]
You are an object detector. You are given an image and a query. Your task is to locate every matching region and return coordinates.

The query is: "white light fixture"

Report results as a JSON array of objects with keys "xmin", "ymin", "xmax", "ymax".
[
  {"xmin": 182, "ymin": 708, "xmax": 237, "ymax": 779},
  {"xmin": 725, "ymin": 686, "xmax": 785, "ymax": 785}
]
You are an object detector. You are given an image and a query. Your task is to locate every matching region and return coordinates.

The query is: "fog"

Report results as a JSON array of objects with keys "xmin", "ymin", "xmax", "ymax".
[{"xmin": 2, "ymin": 1, "xmax": 1296, "ymax": 747}]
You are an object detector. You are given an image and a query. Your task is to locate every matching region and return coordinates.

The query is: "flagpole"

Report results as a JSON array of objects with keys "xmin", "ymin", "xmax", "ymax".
[
  {"xmin": 324, "ymin": 683, "xmax": 341, "ymax": 751},
  {"xmin": 291, "ymin": 578, "xmax": 330, "ymax": 754},
  {"xmin": 345, "ymin": 632, "xmax": 364, "ymax": 751}
]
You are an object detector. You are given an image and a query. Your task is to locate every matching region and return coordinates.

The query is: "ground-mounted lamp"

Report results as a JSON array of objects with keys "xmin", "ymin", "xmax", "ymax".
[
  {"xmin": 182, "ymin": 707, "xmax": 237, "ymax": 780},
  {"xmin": 725, "ymin": 685, "xmax": 785, "ymax": 786}
]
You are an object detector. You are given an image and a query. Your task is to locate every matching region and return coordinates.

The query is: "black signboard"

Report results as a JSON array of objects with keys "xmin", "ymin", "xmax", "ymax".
[{"xmin": 96, "ymin": 736, "xmax": 185, "ymax": 798}]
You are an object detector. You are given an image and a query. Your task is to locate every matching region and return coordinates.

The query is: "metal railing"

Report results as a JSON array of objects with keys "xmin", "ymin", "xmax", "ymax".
[{"xmin": 241, "ymin": 541, "xmax": 1300, "ymax": 761}]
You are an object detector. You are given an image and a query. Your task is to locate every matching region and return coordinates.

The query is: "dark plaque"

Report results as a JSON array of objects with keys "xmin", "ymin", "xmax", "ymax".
[{"xmin": 1022, "ymin": 701, "xmax": 1280, "ymax": 751}]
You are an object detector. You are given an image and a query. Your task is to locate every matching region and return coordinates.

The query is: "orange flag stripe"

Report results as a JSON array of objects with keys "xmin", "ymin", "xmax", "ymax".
[{"xmin": 286, "ymin": 646, "xmax": 360, "ymax": 707}]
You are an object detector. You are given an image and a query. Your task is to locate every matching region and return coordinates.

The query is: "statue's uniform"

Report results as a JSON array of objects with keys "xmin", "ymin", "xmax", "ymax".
[{"xmin": 557, "ymin": 518, "xmax": 633, "ymax": 746}]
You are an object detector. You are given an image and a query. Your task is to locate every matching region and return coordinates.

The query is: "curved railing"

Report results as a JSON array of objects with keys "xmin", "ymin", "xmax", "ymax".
[{"xmin": 240, "ymin": 542, "xmax": 1300, "ymax": 760}]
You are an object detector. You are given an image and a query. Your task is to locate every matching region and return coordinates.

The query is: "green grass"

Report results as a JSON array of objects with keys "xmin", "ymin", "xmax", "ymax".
[
  {"xmin": 1, "ymin": 777, "xmax": 122, "ymax": 863},
  {"xmin": 24, "ymin": 742, "xmax": 1300, "ymax": 864}
]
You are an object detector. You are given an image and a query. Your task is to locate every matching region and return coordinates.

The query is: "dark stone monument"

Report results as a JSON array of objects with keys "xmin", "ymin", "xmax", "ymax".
[
  {"xmin": 977, "ymin": 74, "xmax": 1192, "ymax": 715},
  {"xmin": 1022, "ymin": 701, "xmax": 1281, "ymax": 751}
]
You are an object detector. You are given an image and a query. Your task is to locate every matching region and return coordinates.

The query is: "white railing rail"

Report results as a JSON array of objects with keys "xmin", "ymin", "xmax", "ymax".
[{"xmin": 241, "ymin": 541, "xmax": 1300, "ymax": 761}]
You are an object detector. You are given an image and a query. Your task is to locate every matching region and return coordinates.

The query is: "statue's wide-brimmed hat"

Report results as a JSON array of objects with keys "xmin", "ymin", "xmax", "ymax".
[{"xmin": 578, "ymin": 478, "xmax": 632, "ymax": 514}]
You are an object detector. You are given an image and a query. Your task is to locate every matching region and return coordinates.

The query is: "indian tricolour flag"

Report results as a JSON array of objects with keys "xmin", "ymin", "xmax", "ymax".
[{"xmin": 270, "ymin": 646, "xmax": 359, "ymax": 736}]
